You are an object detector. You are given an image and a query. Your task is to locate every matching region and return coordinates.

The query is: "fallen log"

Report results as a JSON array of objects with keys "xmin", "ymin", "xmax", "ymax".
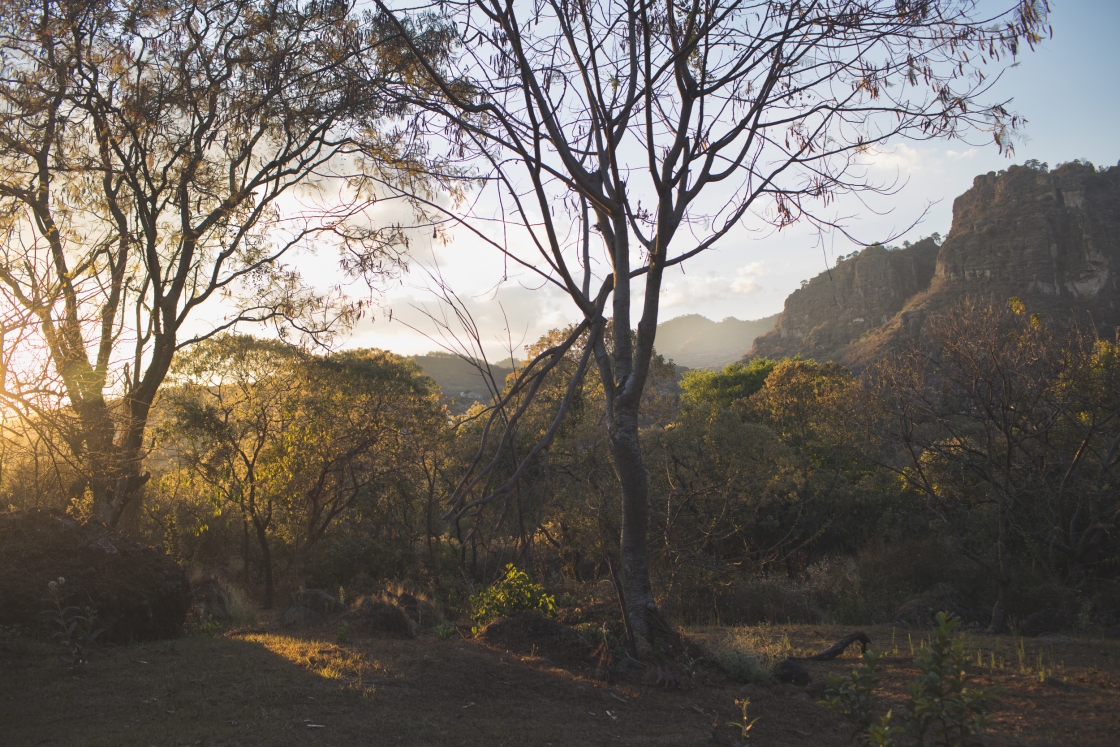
[{"xmin": 805, "ymin": 631, "xmax": 871, "ymax": 661}]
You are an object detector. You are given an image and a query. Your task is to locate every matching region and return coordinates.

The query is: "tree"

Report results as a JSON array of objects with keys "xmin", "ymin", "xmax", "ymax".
[
  {"xmin": 377, "ymin": 0, "xmax": 1048, "ymax": 652},
  {"xmin": 0, "ymin": 0, "xmax": 440, "ymax": 526},
  {"xmin": 277, "ymin": 349, "xmax": 443, "ymax": 589},
  {"xmin": 865, "ymin": 299, "xmax": 1085, "ymax": 632},
  {"xmin": 162, "ymin": 336, "xmax": 305, "ymax": 608},
  {"xmin": 163, "ymin": 336, "xmax": 443, "ymax": 607},
  {"xmin": 679, "ymin": 359, "xmax": 777, "ymax": 410}
]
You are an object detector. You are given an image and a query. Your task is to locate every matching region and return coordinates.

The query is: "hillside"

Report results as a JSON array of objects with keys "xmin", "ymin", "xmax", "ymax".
[
  {"xmin": 654, "ymin": 313, "xmax": 779, "ymax": 369},
  {"xmin": 748, "ymin": 161, "xmax": 1120, "ymax": 366},
  {"xmin": 409, "ymin": 353, "xmax": 514, "ymax": 412}
]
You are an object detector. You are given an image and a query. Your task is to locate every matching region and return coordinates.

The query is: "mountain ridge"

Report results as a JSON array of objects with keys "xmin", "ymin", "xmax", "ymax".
[{"xmin": 748, "ymin": 160, "xmax": 1120, "ymax": 366}]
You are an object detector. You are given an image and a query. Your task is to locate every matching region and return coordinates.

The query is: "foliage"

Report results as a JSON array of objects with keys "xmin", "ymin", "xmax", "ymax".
[
  {"xmin": 435, "ymin": 623, "xmax": 460, "ymax": 641},
  {"xmin": 43, "ymin": 578, "xmax": 103, "ymax": 671},
  {"xmin": 469, "ymin": 565, "xmax": 556, "ymax": 631},
  {"xmin": 679, "ymin": 359, "xmax": 778, "ymax": 410},
  {"xmin": 904, "ymin": 614, "xmax": 997, "ymax": 746},
  {"xmin": 0, "ymin": 0, "xmax": 435, "ymax": 526},
  {"xmin": 824, "ymin": 614, "xmax": 997, "ymax": 747},
  {"xmin": 727, "ymin": 698, "xmax": 762, "ymax": 743},
  {"xmin": 823, "ymin": 648, "xmax": 899, "ymax": 746}
]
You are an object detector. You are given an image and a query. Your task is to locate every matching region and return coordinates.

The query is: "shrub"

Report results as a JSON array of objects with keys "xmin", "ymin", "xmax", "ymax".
[
  {"xmin": 823, "ymin": 613, "xmax": 998, "ymax": 747},
  {"xmin": 470, "ymin": 564, "xmax": 556, "ymax": 632}
]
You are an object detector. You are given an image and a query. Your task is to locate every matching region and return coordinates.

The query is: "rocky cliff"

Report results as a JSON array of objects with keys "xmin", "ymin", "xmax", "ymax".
[{"xmin": 747, "ymin": 161, "xmax": 1120, "ymax": 366}]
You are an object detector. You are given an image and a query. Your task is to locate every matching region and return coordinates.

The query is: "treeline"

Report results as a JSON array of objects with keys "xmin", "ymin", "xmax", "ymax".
[{"xmin": 4, "ymin": 299, "xmax": 1117, "ymax": 631}]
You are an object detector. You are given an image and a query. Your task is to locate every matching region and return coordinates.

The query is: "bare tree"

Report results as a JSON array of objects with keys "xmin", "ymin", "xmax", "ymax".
[
  {"xmin": 0, "ymin": 0, "xmax": 440, "ymax": 525},
  {"xmin": 374, "ymin": 0, "xmax": 1048, "ymax": 652}
]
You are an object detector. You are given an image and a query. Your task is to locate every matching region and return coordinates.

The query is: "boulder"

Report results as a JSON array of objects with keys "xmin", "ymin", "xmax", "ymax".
[
  {"xmin": 773, "ymin": 658, "xmax": 811, "ymax": 686},
  {"xmin": 342, "ymin": 599, "xmax": 416, "ymax": 639},
  {"xmin": 894, "ymin": 584, "xmax": 985, "ymax": 628},
  {"xmin": 0, "ymin": 508, "xmax": 190, "ymax": 642},
  {"xmin": 191, "ymin": 578, "xmax": 231, "ymax": 620},
  {"xmin": 291, "ymin": 589, "xmax": 345, "ymax": 617},
  {"xmin": 275, "ymin": 589, "xmax": 344, "ymax": 629},
  {"xmin": 477, "ymin": 611, "xmax": 588, "ymax": 658}
]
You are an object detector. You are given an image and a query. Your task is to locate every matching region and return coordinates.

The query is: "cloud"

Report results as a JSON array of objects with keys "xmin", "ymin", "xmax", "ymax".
[
  {"xmin": 347, "ymin": 277, "xmax": 577, "ymax": 358},
  {"xmin": 661, "ymin": 262, "xmax": 766, "ymax": 309}
]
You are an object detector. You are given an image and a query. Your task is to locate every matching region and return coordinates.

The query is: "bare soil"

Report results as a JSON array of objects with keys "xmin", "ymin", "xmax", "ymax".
[{"xmin": 1, "ymin": 623, "xmax": 1116, "ymax": 746}]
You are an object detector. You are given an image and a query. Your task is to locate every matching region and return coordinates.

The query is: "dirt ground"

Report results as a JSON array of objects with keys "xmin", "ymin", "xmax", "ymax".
[{"xmin": 1, "ymin": 623, "xmax": 1117, "ymax": 746}]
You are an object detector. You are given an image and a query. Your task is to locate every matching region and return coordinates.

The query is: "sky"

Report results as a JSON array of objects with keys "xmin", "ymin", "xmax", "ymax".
[{"xmin": 331, "ymin": 1, "xmax": 1120, "ymax": 359}]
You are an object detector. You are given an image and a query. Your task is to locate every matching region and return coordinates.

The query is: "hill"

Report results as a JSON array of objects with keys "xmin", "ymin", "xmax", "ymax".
[
  {"xmin": 748, "ymin": 160, "xmax": 1120, "ymax": 366},
  {"xmin": 654, "ymin": 313, "xmax": 779, "ymax": 369},
  {"xmin": 409, "ymin": 352, "xmax": 514, "ymax": 413}
]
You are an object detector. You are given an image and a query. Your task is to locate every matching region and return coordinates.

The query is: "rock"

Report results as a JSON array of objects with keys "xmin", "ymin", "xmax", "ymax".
[
  {"xmin": 747, "ymin": 162, "xmax": 1120, "ymax": 367},
  {"xmin": 739, "ymin": 683, "xmax": 767, "ymax": 698},
  {"xmin": 773, "ymin": 658, "xmax": 811, "ymax": 686},
  {"xmin": 750, "ymin": 239, "xmax": 940, "ymax": 364},
  {"xmin": 477, "ymin": 611, "xmax": 588, "ymax": 658},
  {"xmin": 276, "ymin": 605, "xmax": 326, "ymax": 629},
  {"xmin": 894, "ymin": 584, "xmax": 985, "ymax": 628},
  {"xmin": 290, "ymin": 589, "xmax": 344, "ymax": 617},
  {"xmin": 342, "ymin": 599, "xmax": 416, "ymax": 639},
  {"xmin": 0, "ymin": 508, "xmax": 190, "ymax": 642},
  {"xmin": 1022, "ymin": 609, "xmax": 1074, "ymax": 637},
  {"xmin": 191, "ymin": 578, "xmax": 231, "ymax": 620},
  {"xmin": 390, "ymin": 592, "xmax": 442, "ymax": 627}
]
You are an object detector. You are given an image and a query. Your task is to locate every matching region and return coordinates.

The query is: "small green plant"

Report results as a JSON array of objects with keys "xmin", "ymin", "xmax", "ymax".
[
  {"xmin": 469, "ymin": 564, "xmax": 556, "ymax": 633},
  {"xmin": 728, "ymin": 698, "xmax": 761, "ymax": 741},
  {"xmin": 435, "ymin": 623, "xmax": 460, "ymax": 641},
  {"xmin": 823, "ymin": 648, "xmax": 898, "ymax": 745},
  {"xmin": 904, "ymin": 613, "xmax": 997, "ymax": 746},
  {"xmin": 0, "ymin": 622, "xmax": 27, "ymax": 654},
  {"xmin": 187, "ymin": 614, "xmax": 225, "ymax": 637},
  {"xmin": 43, "ymin": 577, "xmax": 103, "ymax": 671},
  {"xmin": 823, "ymin": 613, "xmax": 998, "ymax": 747},
  {"xmin": 336, "ymin": 622, "xmax": 350, "ymax": 644}
]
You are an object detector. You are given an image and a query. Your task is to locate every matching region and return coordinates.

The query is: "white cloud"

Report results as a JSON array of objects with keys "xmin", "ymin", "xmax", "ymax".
[{"xmin": 661, "ymin": 262, "xmax": 766, "ymax": 309}]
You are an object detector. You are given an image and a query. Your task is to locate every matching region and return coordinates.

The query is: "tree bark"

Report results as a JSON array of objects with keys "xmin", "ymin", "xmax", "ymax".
[{"xmin": 610, "ymin": 404, "xmax": 657, "ymax": 655}]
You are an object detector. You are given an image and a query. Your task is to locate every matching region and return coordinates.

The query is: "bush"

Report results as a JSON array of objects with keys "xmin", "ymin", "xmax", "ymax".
[
  {"xmin": 470, "ymin": 564, "xmax": 556, "ymax": 632},
  {"xmin": 823, "ymin": 613, "xmax": 998, "ymax": 747}
]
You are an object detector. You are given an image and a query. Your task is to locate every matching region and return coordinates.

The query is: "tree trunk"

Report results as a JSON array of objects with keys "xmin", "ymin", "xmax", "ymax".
[
  {"xmin": 253, "ymin": 520, "xmax": 275, "ymax": 610},
  {"xmin": 988, "ymin": 581, "xmax": 1009, "ymax": 634},
  {"xmin": 988, "ymin": 497, "xmax": 1012, "ymax": 634},
  {"xmin": 610, "ymin": 403, "xmax": 657, "ymax": 655}
]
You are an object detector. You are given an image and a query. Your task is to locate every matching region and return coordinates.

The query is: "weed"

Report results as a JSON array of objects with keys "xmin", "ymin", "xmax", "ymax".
[
  {"xmin": 336, "ymin": 622, "xmax": 350, "ymax": 644},
  {"xmin": 0, "ymin": 623, "xmax": 27, "ymax": 654},
  {"xmin": 469, "ymin": 564, "xmax": 556, "ymax": 633},
  {"xmin": 187, "ymin": 615, "xmax": 225, "ymax": 637},
  {"xmin": 435, "ymin": 623, "xmax": 460, "ymax": 641},
  {"xmin": 727, "ymin": 698, "xmax": 761, "ymax": 742},
  {"xmin": 43, "ymin": 577, "xmax": 103, "ymax": 671},
  {"xmin": 822, "ymin": 647, "xmax": 893, "ymax": 745}
]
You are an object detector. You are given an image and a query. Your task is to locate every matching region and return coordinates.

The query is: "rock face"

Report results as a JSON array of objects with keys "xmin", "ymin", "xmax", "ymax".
[
  {"xmin": 0, "ymin": 509, "xmax": 191, "ymax": 642},
  {"xmin": 748, "ymin": 162, "xmax": 1120, "ymax": 366},
  {"xmin": 750, "ymin": 238, "xmax": 940, "ymax": 363}
]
